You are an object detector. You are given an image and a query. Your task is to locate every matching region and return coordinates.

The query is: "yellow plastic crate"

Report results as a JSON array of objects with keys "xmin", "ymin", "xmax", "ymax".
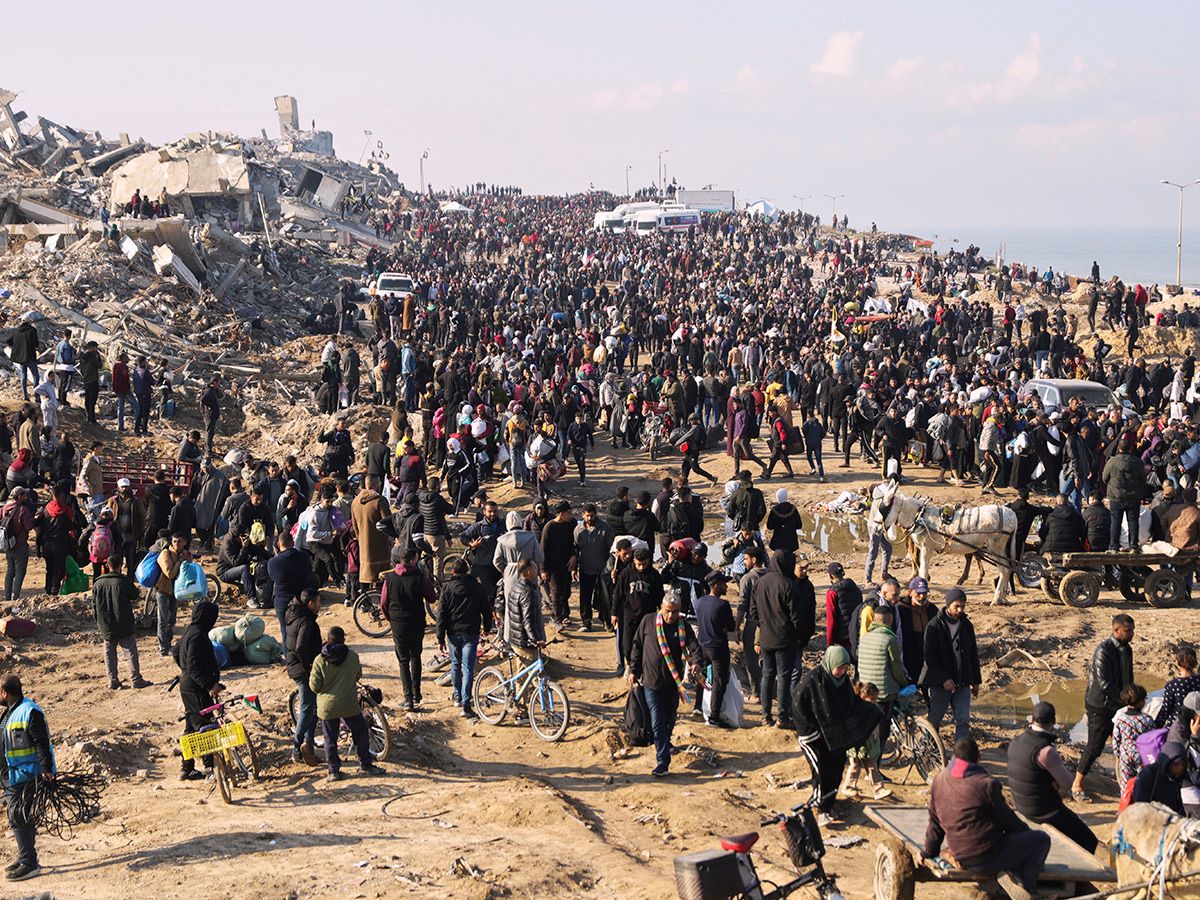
[{"xmin": 180, "ymin": 721, "xmax": 247, "ymax": 760}]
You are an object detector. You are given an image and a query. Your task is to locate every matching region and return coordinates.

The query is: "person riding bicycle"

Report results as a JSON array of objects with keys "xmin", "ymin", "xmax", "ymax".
[{"xmin": 174, "ymin": 600, "xmax": 222, "ymax": 782}]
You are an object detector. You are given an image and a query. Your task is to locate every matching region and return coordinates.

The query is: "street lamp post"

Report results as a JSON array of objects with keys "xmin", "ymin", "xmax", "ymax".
[
  {"xmin": 658, "ymin": 149, "xmax": 669, "ymax": 197},
  {"xmin": 1161, "ymin": 179, "xmax": 1200, "ymax": 287},
  {"xmin": 825, "ymin": 194, "xmax": 844, "ymax": 227},
  {"xmin": 420, "ymin": 148, "xmax": 429, "ymax": 194},
  {"xmin": 793, "ymin": 194, "xmax": 812, "ymax": 215},
  {"xmin": 625, "ymin": 165, "xmax": 632, "ymax": 198}
]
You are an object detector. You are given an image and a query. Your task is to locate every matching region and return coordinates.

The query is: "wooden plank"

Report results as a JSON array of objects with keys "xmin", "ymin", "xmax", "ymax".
[
  {"xmin": 861, "ymin": 806, "xmax": 1115, "ymax": 883},
  {"xmin": 1063, "ymin": 551, "xmax": 1196, "ymax": 567}
]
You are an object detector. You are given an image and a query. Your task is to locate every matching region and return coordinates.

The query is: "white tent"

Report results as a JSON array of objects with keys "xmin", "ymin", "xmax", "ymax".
[
  {"xmin": 745, "ymin": 199, "xmax": 778, "ymax": 222},
  {"xmin": 440, "ymin": 201, "xmax": 473, "ymax": 215}
]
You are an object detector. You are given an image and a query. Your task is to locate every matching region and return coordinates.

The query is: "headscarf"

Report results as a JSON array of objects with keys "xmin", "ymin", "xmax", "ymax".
[
  {"xmin": 821, "ymin": 645, "xmax": 852, "ymax": 686},
  {"xmin": 776, "ymin": 488, "xmax": 788, "ymax": 504},
  {"xmin": 10, "ymin": 448, "xmax": 30, "ymax": 472}
]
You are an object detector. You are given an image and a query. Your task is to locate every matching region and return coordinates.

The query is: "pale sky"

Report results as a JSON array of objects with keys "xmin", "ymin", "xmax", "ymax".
[{"xmin": 6, "ymin": 1, "xmax": 1197, "ymax": 232}]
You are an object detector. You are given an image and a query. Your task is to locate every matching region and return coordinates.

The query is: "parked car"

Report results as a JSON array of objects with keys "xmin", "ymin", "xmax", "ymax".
[{"xmin": 1019, "ymin": 378, "xmax": 1118, "ymax": 411}]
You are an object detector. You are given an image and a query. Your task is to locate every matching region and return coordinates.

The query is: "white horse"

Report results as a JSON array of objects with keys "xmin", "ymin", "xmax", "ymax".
[{"xmin": 869, "ymin": 482, "xmax": 1017, "ymax": 604}]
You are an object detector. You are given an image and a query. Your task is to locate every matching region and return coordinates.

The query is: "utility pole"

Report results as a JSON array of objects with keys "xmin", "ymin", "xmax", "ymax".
[
  {"xmin": 420, "ymin": 148, "xmax": 429, "ymax": 194},
  {"xmin": 1161, "ymin": 179, "xmax": 1200, "ymax": 287}
]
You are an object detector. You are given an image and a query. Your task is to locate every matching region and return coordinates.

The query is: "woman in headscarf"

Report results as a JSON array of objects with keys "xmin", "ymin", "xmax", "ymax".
[{"xmin": 792, "ymin": 645, "xmax": 882, "ymax": 825}]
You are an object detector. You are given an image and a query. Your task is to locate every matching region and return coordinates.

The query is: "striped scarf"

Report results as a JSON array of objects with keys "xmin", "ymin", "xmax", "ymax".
[{"xmin": 655, "ymin": 612, "xmax": 691, "ymax": 703}]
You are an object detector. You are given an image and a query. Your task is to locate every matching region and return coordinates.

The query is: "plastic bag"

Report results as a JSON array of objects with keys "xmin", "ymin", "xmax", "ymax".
[
  {"xmin": 174, "ymin": 561, "xmax": 208, "ymax": 602},
  {"xmin": 338, "ymin": 383, "xmax": 349, "ymax": 408},
  {"xmin": 701, "ymin": 672, "xmax": 745, "ymax": 728},
  {"xmin": 60, "ymin": 556, "xmax": 90, "ymax": 596},
  {"xmin": 212, "ymin": 641, "xmax": 232, "ymax": 669},
  {"xmin": 249, "ymin": 521, "xmax": 266, "ymax": 544},
  {"xmin": 233, "ymin": 614, "xmax": 265, "ymax": 646}
]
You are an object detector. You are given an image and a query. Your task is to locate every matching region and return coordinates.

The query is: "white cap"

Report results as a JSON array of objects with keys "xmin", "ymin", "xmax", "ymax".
[{"xmin": 117, "ymin": 478, "xmax": 132, "ymax": 488}]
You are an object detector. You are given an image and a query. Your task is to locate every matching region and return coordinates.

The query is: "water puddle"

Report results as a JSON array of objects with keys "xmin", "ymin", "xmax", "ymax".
[{"xmin": 974, "ymin": 675, "xmax": 1167, "ymax": 743}]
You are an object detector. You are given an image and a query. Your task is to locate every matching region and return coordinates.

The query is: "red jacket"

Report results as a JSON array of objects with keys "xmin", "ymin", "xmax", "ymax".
[{"xmin": 112, "ymin": 361, "xmax": 131, "ymax": 395}]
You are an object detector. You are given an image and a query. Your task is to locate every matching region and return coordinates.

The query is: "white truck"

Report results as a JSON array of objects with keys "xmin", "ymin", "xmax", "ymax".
[
  {"xmin": 364, "ymin": 271, "xmax": 416, "ymax": 303},
  {"xmin": 675, "ymin": 189, "xmax": 736, "ymax": 212}
]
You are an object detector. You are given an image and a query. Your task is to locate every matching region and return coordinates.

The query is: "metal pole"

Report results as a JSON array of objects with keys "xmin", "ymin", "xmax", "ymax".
[
  {"xmin": 625, "ymin": 165, "xmax": 631, "ymax": 198},
  {"xmin": 1178, "ymin": 185, "xmax": 1184, "ymax": 287}
]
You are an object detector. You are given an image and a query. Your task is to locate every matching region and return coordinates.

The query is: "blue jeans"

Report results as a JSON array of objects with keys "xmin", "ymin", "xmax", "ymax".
[
  {"xmin": 865, "ymin": 532, "xmax": 893, "ymax": 583},
  {"xmin": 511, "ymin": 450, "xmax": 528, "ymax": 486},
  {"xmin": 807, "ymin": 444, "xmax": 824, "ymax": 476},
  {"xmin": 17, "ymin": 364, "xmax": 38, "ymax": 400},
  {"xmin": 1061, "ymin": 473, "xmax": 1088, "ymax": 513},
  {"xmin": 1109, "ymin": 502, "xmax": 1140, "ymax": 550},
  {"xmin": 760, "ymin": 647, "xmax": 795, "ymax": 722},
  {"xmin": 222, "ymin": 564, "xmax": 256, "ymax": 602},
  {"xmin": 116, "ymin": 392, "xmax": 138, "ymax": 430},
  {"xmin": 293, "ymin": 678, "xmax": 317, "ymax": 750},
  {"xmin": 928, "ymin": 684, "xmax": 972, "ymax": 742},
  {"xmin": 644, "ymin": 684, "xmax": 679, "ymax": 773},
  {"xmin": 448, "ymin": 634, "xmax": 478, "ymax": 709},
  {"xmin": 275, "ymin": 602, "xmax": 289, "ymax": 655},
  {"xmin": 1035, "ymin": 350, "xmax": 1049, "ymax": 371},
  {"xmin": 703, "ymin": 397, "xmax": 720, "ymax": 430}
]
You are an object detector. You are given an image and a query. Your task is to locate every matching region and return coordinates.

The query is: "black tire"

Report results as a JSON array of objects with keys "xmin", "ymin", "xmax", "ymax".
[
  {"xmin": 206, "ymin": 575, "xmax": 222, "ymax": 604},
  {"xmin": 878, "ymin": 713, "xmax": 903, "ymax": 768},
  {"xmin": 1145, "ymin": 569, "xmax": 1189, "ymax": 609},
  {"xmin": 290, "ymin": 690, "xmax": 326, "ymax": 750},
  {"xmin": 1017, "ymin": 553, "xmax": 1048, "ymax": 589},
  {"xmin": 1040, "ymin": 576, "xmax": 1059, "ymax": 603},
  {"xmin": 875, "ymin": 838, "xmax": 916, "ymax": 900},
  {"xmin": 212, "ymin": 754, "xmax": 233, "ymax": 804},
  {"xmin": 353, "ymin": 590, "xmax": 391, "ymax": 638},
  {"xmin": 361, "ymin": 697, "xmax": 393, "ymax": 761},
  {"xmin": 1119, "ymin": 566, "xmax": 1151, "ymax": 603},
  {"xmin": 528, "ymin": 680, "xmax": 570, "ymax": 742},
  {"xmin": 1059, "ymin": 570, "xmax": 1100, "ymax": 608},
  {"xmin": 909, "ymin": 717, "xmax": 947, "ymax": 785},
  {"xmin": 472, "ymin": 666, "xmax": 510, "ymax": 725}
]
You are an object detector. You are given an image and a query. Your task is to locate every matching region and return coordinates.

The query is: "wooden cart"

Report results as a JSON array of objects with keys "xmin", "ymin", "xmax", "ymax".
[
  {"xmin": 1020, "ymin": 550, "xmax": 1197, "ymax": 609},
  {"xmin": 864, "ymin": 805, "xmax": 1115, "ymax": 900}
]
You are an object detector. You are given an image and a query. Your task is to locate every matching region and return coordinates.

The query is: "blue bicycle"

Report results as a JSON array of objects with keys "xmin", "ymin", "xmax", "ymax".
[{"xmin": 472, "ymin": 642, "xmax": 570, "ymax": 742}]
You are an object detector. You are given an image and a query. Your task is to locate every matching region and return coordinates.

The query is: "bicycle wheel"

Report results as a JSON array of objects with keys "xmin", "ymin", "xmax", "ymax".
[
  {"xmin": 361, "ymin": 698, "xmax": 393, "ymax": 762},
  {"xmin": 239, "ymin": 734, "xmax": 260, "ymax": 780},
  {"xmin": 909, "ymin": 717, "xmax": 947, "ymax": 785},
  {"xmin": 353, "ymin": 590, "xmax": 391, "ymax": 638},
  {"xmin": 472, "ymin": 666, "xmax": 510, "ymax": 725},
  {"xmin": 877, "ymin": 715, "xmax": 903, "ymax": 768},
  {"xmin": 528, "ymin": 680, "xmax": 570, "ymax": 742},
  {"xmin": 211, "ymin": 754, "xmax": 233, "ymax": 804},
  {"xmin": 290, "ymin": 691, "xmax": 326, "ymax": 750},
  {"xmin": 206, "ymin": 575, "xmax": 222, "ymax": 604}
]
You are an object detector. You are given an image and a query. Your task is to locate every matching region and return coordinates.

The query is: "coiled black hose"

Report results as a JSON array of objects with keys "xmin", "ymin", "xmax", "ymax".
[{"xmin": 13, "ymin": 772, "xmax": 105, "ymax": 839}]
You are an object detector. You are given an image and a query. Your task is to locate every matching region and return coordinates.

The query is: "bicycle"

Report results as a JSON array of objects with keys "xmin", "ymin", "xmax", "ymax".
[
  {"xmin": 181, "ymin": 693, "xmax": 261, "ymax": 805},
  {"xmin": 877, "ymin": 685, "xmax": 946, "ymax": 785},
  {"xmin": 288, "ymin": 681, "xmax": 392, "ymax": 762},
  {"xmin": 351, "ymin": 544, "xmax": 466, "ymax": 638},
  {"xmin": 472, "ymin": 641, "xmax": 570, "ymax": 742},
  {"xmin": 673, "ymin": 803, "xmax": 845, "ymax": 900}
]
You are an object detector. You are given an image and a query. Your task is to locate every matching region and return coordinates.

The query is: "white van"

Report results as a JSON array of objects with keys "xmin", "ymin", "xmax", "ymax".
[
  {"xmin": 593, "ymin": 210, "xmax": 627, "ymax": 233},
  {"xmin": 633, "ymin": 208, "xmax": 701, "ymax": 235}
]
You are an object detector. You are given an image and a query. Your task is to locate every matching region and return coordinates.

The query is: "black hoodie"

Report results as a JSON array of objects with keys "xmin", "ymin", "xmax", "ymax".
[
  {"xmin": 176, "ymin": 600, "xmax": 220, "ymax": 693},
  {"xmin": 285, "ymin": 597, "xmax": 321, "ymax": 681},
  {"xmin": 749, "ymin": 550, "xmax": 815, "ymax": 652}
]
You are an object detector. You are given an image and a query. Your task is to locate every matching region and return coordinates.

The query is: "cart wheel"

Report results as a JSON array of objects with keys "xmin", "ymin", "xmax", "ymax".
[
  {"xmin": 1018, "ymin": 553, "xmax": 1049, "ymax": 589},
  {"xmin": 875, "ymin": 838, "xmax": 916, "ymax": 900},
  {"xmin": 1119, "ymin": 566, "xmax": 1151, "ymax": 602},
  {"xmin": 1144, "ymin": 569, "xmax": 1189, "ymax": 609},
  {"xmin": 1059, "ymin": 570, "xmax": 1100, "ymax": 608},
  {"xmin": 1040, "ymin": 576, "xmax": 1060, "ymax": 603}
]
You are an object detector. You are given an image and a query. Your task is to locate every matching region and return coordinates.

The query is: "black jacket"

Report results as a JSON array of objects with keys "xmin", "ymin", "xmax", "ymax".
[
  {"xmin": 284, "ymin": 598, "xmax": 321, "ymax": 681},
  {"xmin": 418, "ymin": 488, "xmax": 454, "ymax": 536},
  {"xmin": 665, "ymin": 499, "xmax": 703, "ymax": 542},
  {"xmin": 622, "ymin": 507, "xmax": 660, "ymax": 544},
  {"xmin": 92, "ymin": 572, "xmax": 139, "ymax": 641},
  {"xmin": 176, "ymin": 601, "xmax": 221, "ymax": 694},
  {"xmin": 1085, "ymin": 635, "xmax": 1133, "ymax": 710},
  {"xmin": 436, "ymin": 574, "xmax": 493, "ymax": 644},
  {"xmin": 382, "ymin": 565, "xmax": 434, "ymax": 631},
  {"xmin": 1082, "ymin": 501, "xmax": 1111, "ymax": 551},
  {"xmin": 605, "ymin": 498, "xmax": 630, "ymax": 532},
  {"xmin": 1039, "ymin": 503, "xmax": 1086, "ymax": 554},
  {"xmin": 6, "ymin": 322, "xmax": 38, "ymax": 365},
  {"xmin": 612, "ymin": 564, "xmax": 664, "ymax": 624},
  {"xmin": 629, "ymin": 613, "xmax": 699, "ymax": 694},
  {"xmin": 919, "ymin": 604, "xmax": 981, "ymax": 689},
  {"xmin": 748, "ymin": 551, "xmax": 814, "ymax": 652},
  {"xmin": 766, "ymin": 502, "xmax": 802, "ymax": 552}
]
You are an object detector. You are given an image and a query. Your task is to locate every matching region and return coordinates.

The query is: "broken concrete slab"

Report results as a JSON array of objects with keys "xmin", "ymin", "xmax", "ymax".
[
  {"xmin": 152, "ymin": 244, "xmax": 202, "ymax": 295},
  {"xmin": 202, "ymin": 224, "xmax": 252, "ymax": 256}
]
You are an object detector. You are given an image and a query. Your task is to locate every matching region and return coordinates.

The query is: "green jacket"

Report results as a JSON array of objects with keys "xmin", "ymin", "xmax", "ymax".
[
  {"xmin": 1102, "ymin": 452, "xmax": 1147, "ymax": 506},
  {"xmin": 308, "ymin": 643, "xmax": 362, "ymax": 721},
  {"xmin": 857, "ymin": 621, "xmax": 906, "ymax": 700}
]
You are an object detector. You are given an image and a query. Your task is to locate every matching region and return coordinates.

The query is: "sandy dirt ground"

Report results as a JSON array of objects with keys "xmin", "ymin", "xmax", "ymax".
[{"xmin": 1, "ymin": 383, "xmax": 1193, "ymax": 900}]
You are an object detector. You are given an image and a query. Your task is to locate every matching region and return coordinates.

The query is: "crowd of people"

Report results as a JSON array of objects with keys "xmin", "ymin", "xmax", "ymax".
[{"xmin": 1, "ymin": 185, "xmax": 1199, "ymax": 886}]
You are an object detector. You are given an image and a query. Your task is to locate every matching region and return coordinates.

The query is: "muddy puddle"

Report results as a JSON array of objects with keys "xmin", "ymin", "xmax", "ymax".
[
  {"xmin": 702, "ymin": 512, "xmax": 866, "ymax": 556},
  {"xmin": 974, "ymin": 675, "xmax": 1168, "ymax": 743}
]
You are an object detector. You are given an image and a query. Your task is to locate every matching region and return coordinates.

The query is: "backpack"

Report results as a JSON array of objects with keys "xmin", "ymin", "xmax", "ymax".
[
  {"xmin": 1136, "ymin": 726, "xmax": 1169, "ymax": 764},
  {"xmin": 623, "ymin": 686, "xmax": 653, "ymax": 747},
  {"xmin": 0, "ymin": 506, "xmax": 18, "ymax": 552},
  {"xmin": 88, "ymin": 524, "xmax": 113, "ymax": 563}
]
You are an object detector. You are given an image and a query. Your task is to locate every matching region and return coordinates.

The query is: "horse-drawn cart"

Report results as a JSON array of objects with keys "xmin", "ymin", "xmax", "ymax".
[
  {"xmin": 1021, "ymin": 550, "xmax": 1197, "ymax": 609},
  {"xmin": 865, "ymin": 805, "xmax": 1115, "ymax": 900}
]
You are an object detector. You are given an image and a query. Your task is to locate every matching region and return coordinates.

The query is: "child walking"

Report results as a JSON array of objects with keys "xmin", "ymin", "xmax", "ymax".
[{"xmin": 840, "ymin": 682, "xmax": 892, "ymax": 800}]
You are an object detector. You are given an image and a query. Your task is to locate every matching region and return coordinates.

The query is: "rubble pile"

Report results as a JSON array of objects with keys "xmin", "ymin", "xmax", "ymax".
[{"xmin": 0, "ymin": 90, "xmax": 411, "ymax": 422}]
